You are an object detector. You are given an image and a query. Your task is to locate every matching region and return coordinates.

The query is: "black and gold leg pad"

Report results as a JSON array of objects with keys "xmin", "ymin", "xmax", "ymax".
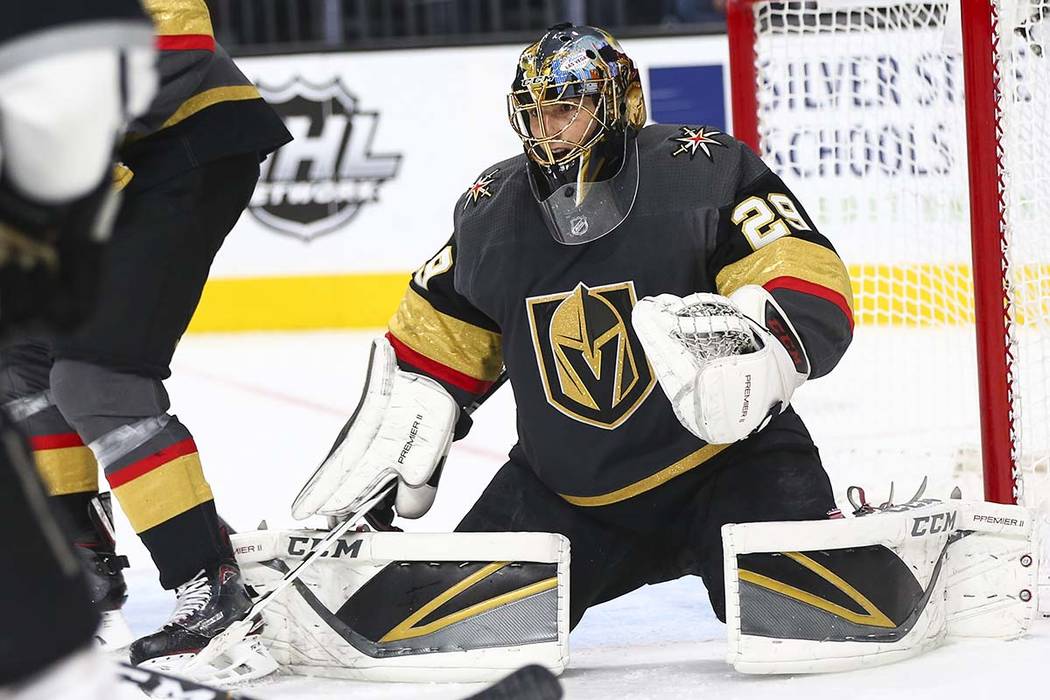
[
  {"xmin": 721, "ymin": 504, "xmax": 966, "ymax": 674},
  {"xmin": 232, "ymin": 530, "xmax": 570, "ymax": 682}
]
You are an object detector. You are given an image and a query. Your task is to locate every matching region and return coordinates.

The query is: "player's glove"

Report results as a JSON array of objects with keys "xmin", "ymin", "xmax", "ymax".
[
  {"xmin": 632, "ymin": 285, "xmax": 810, "ymax": 444},
  {"xmin": 0, "ymin": 174, "xmax": 115, "ymax": 337},
  {"xmin": 292, "ymin": 336, "xmax": 458, "ymax": 521}
]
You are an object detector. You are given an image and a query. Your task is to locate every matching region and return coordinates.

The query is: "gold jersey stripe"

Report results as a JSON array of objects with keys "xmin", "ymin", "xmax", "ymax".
[
  {"xmin": 112, "ymin": 452, "xmax": 214, "ymax": 533},
  {"xmin": 144, "ymin": 0, "xmax": 214, "ymax": 37},
  {"xmin": 388, "ymin": 286, "xmax": 503, "ymax": 382},
  {"xmin": 559, "ymin": 442, "xmax": 730, "ymax": 507},
  {"xmin": 160, "ymin": 85, "xmax": 262, "ymax": 130},
  {"xmin": 35, "ymin": 446, "xmax": 98, "ymax": 496},
  {"xmin": 715, "ymin": 237, "xmax": 854, "ymax": 311}
]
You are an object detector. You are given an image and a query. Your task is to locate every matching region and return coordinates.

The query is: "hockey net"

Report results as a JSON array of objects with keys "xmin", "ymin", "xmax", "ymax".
[{"xmin": 727, "ymin": 0, "xmax": 1050, "ymax": 509}]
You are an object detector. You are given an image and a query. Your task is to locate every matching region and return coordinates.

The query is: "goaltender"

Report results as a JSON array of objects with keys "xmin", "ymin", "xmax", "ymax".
[{"xmin": 297, "ymin": 23, "xmax": 855, "ymax": 629}]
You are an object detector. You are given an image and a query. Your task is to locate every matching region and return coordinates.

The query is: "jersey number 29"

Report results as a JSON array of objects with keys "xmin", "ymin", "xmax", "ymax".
[{"xmin": 731, "ymin": 193, "xmax": 811, "ymax": 251}]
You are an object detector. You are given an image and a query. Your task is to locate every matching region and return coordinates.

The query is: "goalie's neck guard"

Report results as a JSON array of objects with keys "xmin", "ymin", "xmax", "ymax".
[{"xmin": 526, "ymin": 131, "xmax": 640, "ymax": 246}]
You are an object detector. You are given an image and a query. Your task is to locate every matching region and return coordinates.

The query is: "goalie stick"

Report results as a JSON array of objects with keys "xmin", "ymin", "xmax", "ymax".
[
  {"xmin": 465, "ymin": 664, "xmax": 562, "ymax": 700},
  {"xmin": 120, "ymin": 663, "xmax": 562, "ymax": 700},
  {"xmin": 119, "ymin": 661, "xmax": 560, "ymax": 699},
  {"xmin": 117, "ymin": 661, "xmax": 258, "ymax": 699},
  {"xmin": 183, "ymin": 482, "xmax": 395, "ymax": 677},
  {"xmin": 186, "ymin": 370, "xmax": 509, "ymax": 678}
]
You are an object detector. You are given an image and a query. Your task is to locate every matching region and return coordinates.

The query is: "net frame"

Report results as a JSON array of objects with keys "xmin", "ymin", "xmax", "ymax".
[
  {"xmin": 726, "ymin": 0, "xmax": 1028, "ymax": 504},
  {"xmin": 958, "ymin": 0, "xmax": 1014, "ymax": 504}
]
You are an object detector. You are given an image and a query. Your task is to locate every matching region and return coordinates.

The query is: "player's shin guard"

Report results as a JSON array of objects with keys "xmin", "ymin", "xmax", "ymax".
[
  {"xmin": 49, "ymin": 360, "xmax": 231, "ymax": 588},
  {"xmin": 722, "ymin": 497, "xmax": 1037, "ymax": 674},
  {"xmin": 95, "ymin": 414, "xmax": 229, "ymax": 588},
  {"xmin": 232, "ymin": 530, "xmax": 570, "ymax": 682}
]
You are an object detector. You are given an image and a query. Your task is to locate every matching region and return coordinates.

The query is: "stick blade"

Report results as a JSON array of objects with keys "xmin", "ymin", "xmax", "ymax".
[
  {"xmin": 465, "ymin": 664, "xmax": 562, "ymax": 700},
  {"xmin": 117, "ymin": 661, "xmax": 258, "ymax": 700}
]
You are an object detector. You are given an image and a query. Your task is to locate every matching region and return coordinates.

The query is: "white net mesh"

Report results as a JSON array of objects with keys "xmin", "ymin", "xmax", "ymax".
[
  {"xmin": 996, "ymin": 0, "xmax": 1050, "ymax": 506},
  {"xmin": 741, "ymin": 0, "xmax": 1050, "ymax": 507}
]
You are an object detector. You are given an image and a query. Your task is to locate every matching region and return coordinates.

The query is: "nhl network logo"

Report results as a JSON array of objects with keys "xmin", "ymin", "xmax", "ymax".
[{"xmin": 250, "ymin": 77, "xmax": 402, "ymax": 241}]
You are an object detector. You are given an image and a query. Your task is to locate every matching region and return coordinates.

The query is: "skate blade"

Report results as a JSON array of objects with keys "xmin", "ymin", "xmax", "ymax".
[
  {"xmin": 140, "ymin": 636, "xmax": 278, "ymax": 689},
  {"xmin": 95, "ymin": 610, "xmax": 134, "ymax": 652}
]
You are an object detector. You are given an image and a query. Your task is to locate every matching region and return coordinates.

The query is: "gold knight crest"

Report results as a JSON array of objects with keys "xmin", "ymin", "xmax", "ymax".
[{"xmin": 526, "ymin": 281, "xmax": 655, "ymax": 429}]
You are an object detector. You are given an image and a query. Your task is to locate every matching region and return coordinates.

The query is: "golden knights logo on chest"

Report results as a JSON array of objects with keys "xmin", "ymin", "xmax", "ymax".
[{"xmin": 526, "ymin": 281, "xmax": 656, "ymax": 429}]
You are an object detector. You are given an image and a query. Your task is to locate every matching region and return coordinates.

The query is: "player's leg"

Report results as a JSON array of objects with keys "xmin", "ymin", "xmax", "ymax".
[
  {"xmin": 680, "ymin": 411, "xmax": 836, "ymax": 621},
  {"xmin": 0, "ymin": 413, "xmax": 203, "ymax": 700},
  {"xmin": 457, "ymin": 456, "xmax": 678, "ymax": 628},
  {"xmin": 48, "ymin": 153, "xmax": 264, "ymax": 668},
  {"xmin": 0, "ymin": 340, "xmax": 132, "ymax": 648},
  {"xmin": 0, "ymin": 10, "xmax": 156, "ymax": 692},
  {"xmin": 0, "ymin": 412, "xmax": 99, "ymax": 686},
  {"xmin": 0, "ymin": 341, "xmax": 97, "ymax": 537}
]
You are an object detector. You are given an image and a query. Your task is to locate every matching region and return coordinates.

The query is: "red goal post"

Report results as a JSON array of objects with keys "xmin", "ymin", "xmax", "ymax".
[{"xmin": 726, "ymin": 0, "xmax": 1050, "ymax": 506}]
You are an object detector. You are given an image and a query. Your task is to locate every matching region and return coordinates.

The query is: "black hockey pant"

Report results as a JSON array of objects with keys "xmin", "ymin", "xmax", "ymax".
[
  {"xmin": 0, "ymin": 154, "xmax": 259, "ymax": 589},
  {"xmin": 457, "ymin": 436, "xmax": 835, "ymax": 629}
]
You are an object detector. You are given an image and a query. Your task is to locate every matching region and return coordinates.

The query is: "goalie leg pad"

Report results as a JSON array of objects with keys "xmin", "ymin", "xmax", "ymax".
[
  {"xmin": 232, "ymin": 530, "xmax": 570, "ymax": 682},
  {"xmin": 723, "ymin": 498, "xmax": 1038, "ymax": 674},
  {"xmin": 724, "ymin": 505, "xmax": 952, "ymax": 674},
  {"xmin": 945, "ymin": 501, "xmax": 1037, "ymax": 639}
]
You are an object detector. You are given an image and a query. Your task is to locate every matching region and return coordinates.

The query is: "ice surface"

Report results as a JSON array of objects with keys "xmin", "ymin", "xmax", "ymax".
[{"xmin": 115, "ymin": 330, "xmax": 1049, "ymax": 698}]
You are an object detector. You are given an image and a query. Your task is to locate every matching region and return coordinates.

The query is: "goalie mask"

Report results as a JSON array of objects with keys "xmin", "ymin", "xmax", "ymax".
[{"xmin": 508, "ymin": 23, "xmax": 647, "ymax": 245}]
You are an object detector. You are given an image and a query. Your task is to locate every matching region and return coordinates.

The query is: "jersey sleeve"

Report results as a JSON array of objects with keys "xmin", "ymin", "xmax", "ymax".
[
  {"xmin": 133, "ymin": 0, "xmax": 216, "ymax": 136},
  {"xmin": 387, "ymin": 235, "xmax": 504, "ymax": 408},
  {"xmin": 707, "ymin": 145, "xmax": 854, "ymax": 378}
]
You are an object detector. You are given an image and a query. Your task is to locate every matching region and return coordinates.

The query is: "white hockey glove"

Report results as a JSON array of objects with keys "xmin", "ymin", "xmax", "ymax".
[
  {"xmin": 291, "ymin": 336, "xmax": 458, "ymax": 521},
  {"xmin": 632, "ymin": 285, "xmax": 809, "ymax": 444}
]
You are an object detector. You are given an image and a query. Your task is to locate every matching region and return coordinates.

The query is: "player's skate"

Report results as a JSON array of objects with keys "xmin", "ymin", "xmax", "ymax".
[
  {"xmin": 129, "ymin": 561, "xmax": 278, "ymax": 685},
  {"xmin": 76, "ymin": 494, "xmax": 133, "ymax": 651}
]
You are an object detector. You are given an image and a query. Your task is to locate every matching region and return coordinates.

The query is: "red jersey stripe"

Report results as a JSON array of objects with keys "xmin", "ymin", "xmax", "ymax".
[
  {"xmin": 156, "ymin": 34, "xmax": 216, "ymax": 52},
  {"xmin": 386, "ymin": 332, "xmax": 494, "ymax": 395},
  {"xmin": 30, "ymin": 433, "xmax": 84, "ymax": 451},
  {"xmin": 107, "ymin": 438, "xmax": 199, "ymax": 489},
  {"xmin": 764, "ymin": 276, "xmax": 856, "ymax": 331}
]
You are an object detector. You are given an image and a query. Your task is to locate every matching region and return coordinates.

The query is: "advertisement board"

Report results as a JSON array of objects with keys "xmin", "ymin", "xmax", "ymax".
[{"xmin": 190, "ymin": 34, "xmax": 731, "ymax": 331}]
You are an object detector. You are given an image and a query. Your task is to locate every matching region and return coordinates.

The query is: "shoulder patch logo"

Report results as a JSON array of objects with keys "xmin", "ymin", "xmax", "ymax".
[
  {"xmin": 670, "ymin": 126, "xmax": 726, "ymax": 161},
  {"xmin": 464, "ymin": 168, "xmax": 500, "ymax": 208}
]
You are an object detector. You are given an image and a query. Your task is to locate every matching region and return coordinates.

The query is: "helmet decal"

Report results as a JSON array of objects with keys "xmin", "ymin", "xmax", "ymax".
[
  {"xmin": 508, "ymin": 24, "xmax": 645, "ymax": 246},
  {"xmin": 508, "ymin": 24, "xmax": 644, "ymax": 171}
]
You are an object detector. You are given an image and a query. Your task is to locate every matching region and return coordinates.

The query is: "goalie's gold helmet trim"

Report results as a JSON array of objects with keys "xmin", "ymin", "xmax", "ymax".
[{"xmin": 508, "ymin": 23, "xmax": 646, "ymax": 245}]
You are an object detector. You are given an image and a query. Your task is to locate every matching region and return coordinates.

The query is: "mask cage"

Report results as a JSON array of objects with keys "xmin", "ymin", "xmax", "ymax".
[{"xmin": 507, "ymin": 78, "xmax": 620, "ymax": 168}]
